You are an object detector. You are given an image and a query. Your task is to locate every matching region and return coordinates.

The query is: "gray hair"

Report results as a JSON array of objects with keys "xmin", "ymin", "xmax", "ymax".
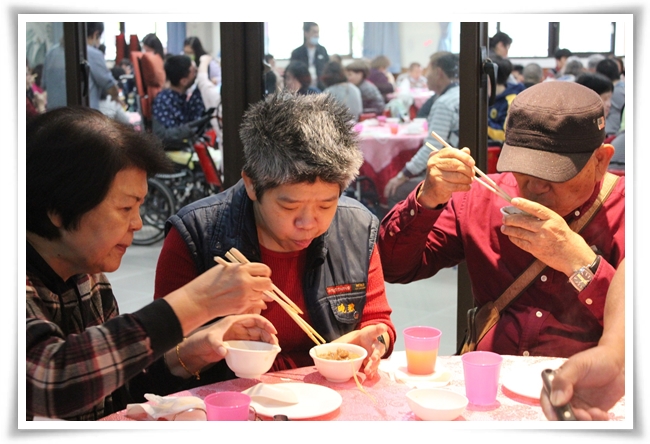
[
  {"xmin": 563, "ymin": 57, "xmax": 585, "ymax": 77},
  {"xmin": 239, "ymin": 91, "xmax": 363, "ymax": 200},
  {"xmin": 523, "ymin": 63, "xmax": 543, "ymax": 84},
  {"xmin": 587, "ymin": 54, "xmax": 606, "ymax": 70}
]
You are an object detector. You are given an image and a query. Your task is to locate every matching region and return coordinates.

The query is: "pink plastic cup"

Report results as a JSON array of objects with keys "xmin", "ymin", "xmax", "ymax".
[
  {"xmin": 204, "ymin": 391, "xmax": 254, "ymax": 421},
  {"xmin": 403, "ymin": 326, "xmax": 442, "ymax": 375},
  {"xmin": 461, "ymin": 351, "xmax": 503, "ymax": 406},
  {"xmin": 389, "ymin": 122, "xmax": 399, "ymax": 135}
]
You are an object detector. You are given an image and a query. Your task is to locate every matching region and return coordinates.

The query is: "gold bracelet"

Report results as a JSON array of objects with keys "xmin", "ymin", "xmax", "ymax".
[{"xmin": 176, "ymin": 338, "xmax": 200, "ymax": 380}]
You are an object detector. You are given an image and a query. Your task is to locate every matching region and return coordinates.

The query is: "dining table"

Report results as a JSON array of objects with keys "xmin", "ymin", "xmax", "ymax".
[
  {"xmin": 356, "ymin": 121, "xmax": 427, "ymax": 206},
  {"xmin": 387, "ymin": 88, "xmax": 435, "ymax": 110},
  {"xmin": 99, "ymin": 351, "xmax": 626, "ymax": 423}
]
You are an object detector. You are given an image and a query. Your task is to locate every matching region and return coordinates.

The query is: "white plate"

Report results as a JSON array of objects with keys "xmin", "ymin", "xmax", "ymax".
[
  {"xmin": 394, "ymin": 365, "xmax": 451, "ymax": 388},
  {"xmin": 249, "ymin": 382, "xmax": 342, "ymax": 419},
  {"xmin": 502, "ymin": 358, "xmax": 567, "ymax": 399}
]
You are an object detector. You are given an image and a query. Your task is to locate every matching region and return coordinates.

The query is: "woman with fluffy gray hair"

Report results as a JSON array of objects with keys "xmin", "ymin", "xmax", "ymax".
[{"xmin": 154, "ymin": 91, "xmax": 396, "ymax": 385}]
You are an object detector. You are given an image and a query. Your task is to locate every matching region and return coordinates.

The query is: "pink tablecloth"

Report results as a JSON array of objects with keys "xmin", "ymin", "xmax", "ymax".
[
  {"xmin": 99, "ymin": 353, "xmax": 626, "ymax": 422},
  {"xmin": 357, "ymin": 124, "xmax": 426, "ymax": 205},
  {"xmin": 387, "ymin": 89, "xmax": 435, "ymax": 110}
]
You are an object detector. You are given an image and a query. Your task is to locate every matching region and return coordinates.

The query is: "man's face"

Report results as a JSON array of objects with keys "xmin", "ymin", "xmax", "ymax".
[
  {"xmin": 512, "ymin": 147, "xmax": 611, "ymax": 217},
  {"xmin": 305, "ymin": 25, "xmax": 320, "ymax": 43},
  {"xmin": 181, "ymin": 63, "xmax": 197, "ymax": 90},
  {"xmin": 426, "ymin": 64, "xmax": 439, "ymax": 90}
]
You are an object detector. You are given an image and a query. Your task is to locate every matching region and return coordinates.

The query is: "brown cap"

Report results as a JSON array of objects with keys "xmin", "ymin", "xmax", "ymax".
[{"xmin": 496, "ymin": 81, "xmax": 606, "ymax": 182}]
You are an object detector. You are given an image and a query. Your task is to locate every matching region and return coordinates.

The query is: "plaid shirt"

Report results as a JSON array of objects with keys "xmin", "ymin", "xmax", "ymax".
[{"xmin": 26, "ymin": 242, "xmax": 183, "ymax": 420}]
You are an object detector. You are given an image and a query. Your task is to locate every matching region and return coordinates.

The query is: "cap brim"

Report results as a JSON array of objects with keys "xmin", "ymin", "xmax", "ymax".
[{"xmin": 496, "ymin": 143, "xmax": 594, "ymax": 183}]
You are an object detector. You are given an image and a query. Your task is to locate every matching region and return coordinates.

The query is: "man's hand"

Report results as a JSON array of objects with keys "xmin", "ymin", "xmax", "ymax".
[
  {"xmin": 416, "ymin": 147, "xmax": 475, "ymax": 209},
  {"xmin": 384, "ymin": 174, "xmax": 408, "ymax": 198},
  {"xmin": 540, "ymin": 345, "xmax": 624, "ymax": 421},
  {"xmin": 500, "ymin": 197, "xmax": 597, "ymax": 276}
]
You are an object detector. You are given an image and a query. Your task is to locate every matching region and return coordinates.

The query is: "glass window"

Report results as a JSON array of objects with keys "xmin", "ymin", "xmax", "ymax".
[{"xmin": 265, "ymin": 21, "xmax": 361, "ymax": 60}]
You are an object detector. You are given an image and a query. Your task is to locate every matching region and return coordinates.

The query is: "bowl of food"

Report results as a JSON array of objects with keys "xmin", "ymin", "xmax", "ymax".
[
  {"xmin": 406, "ymin": 388, "xmax": 468, "ymax": 421},
  {"xmin": 223, "ymin": 340, "xmax": 281, "ymax": 379},
  {"xmin": 309, "ymin": 343, "xmax": 367, "ymax": 383}
]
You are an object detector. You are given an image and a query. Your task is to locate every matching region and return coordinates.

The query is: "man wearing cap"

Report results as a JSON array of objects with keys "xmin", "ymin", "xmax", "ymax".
[{"xmin": 377, "ymin": 81, "xmax": 624, "ymax": 358}]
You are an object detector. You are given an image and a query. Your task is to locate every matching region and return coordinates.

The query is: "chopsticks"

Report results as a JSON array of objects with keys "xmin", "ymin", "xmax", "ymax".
[
  {"xmin": 426, "ymin": 130, "xmax": 513, "ymax": 205},
  {"xmin": 214, "ymin": 248, "xmax": 327, "ymax": 346}
]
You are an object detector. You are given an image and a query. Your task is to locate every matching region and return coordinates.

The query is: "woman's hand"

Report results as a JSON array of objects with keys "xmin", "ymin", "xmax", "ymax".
[
  {"xmin": 333, "ymin": 323, "xmax": 389, "ymax": 379},
  {"xmin": 167, "ymin": 314, "xmax": 278, "ymax": 378}
]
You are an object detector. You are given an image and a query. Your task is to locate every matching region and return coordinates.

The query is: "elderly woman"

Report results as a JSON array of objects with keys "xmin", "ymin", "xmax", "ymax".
[
  {"xmin": 321, "ymin": 61, "xmax": 362, "ymax": 122},
  {"xmin": 26, "ymin": 107, "xmax": 278, "ymax": 420},
  {"xmin": 154, "ymin": 92, "xmax": 396, "ymax": 381},
  {"xmin": 283, "ymin": 60, "xmax": 321, "ymax": 95}
]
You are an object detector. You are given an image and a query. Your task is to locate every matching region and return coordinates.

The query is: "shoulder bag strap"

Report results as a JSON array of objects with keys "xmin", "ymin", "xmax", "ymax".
[{"xmin": 493, "ymin": 172, "xmax": 620, "ymax": 313}]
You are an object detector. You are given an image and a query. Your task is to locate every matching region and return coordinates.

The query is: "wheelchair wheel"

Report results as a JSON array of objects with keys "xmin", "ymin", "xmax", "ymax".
[{"xmin": 133, "ymin": 177, "xmax": 176, "ymax": 246}]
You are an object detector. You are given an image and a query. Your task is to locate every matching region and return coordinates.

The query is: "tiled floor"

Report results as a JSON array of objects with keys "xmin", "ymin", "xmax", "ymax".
[{"xmin": 107, "ymin": 242, "xmax": 459, "ymax": 355}]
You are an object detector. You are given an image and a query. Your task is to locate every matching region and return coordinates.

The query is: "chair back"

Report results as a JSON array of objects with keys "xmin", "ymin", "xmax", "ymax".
[
  {"xmin": 193, "ymin": 139, "xmax": 222, "ymax": 187},
  {"xmin": 131, "ymin": 51, "xmax": 165, "ymax": 129}
]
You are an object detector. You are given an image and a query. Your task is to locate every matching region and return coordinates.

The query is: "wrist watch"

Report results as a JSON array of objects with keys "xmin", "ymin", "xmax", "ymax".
[{"xmin": 569, "ymin": 255, "xmax": 601, "ymax": 292}]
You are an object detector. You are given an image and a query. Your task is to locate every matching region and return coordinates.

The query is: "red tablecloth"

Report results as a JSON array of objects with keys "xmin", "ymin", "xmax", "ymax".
[
  {"xmin": 99, "ymin": 353, "xmax": 626, "ymax": 422},
  {"xmin": 357, "ymin": 123, "xmax": 426, "ymax": 205}
]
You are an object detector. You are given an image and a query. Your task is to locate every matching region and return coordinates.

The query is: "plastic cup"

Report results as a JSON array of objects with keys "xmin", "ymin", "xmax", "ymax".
[
  {"xmin": 461, "ymin": 351, "xmax": 503, "ymax": 406},
  {"xmin": 204, "ymin": 391, "xmax": 254, "ymax": 421},
  {"xmin": 403, "ymin": 326, "xmax": 442, "ymax": 375},
  {"xmin": 389, "ymin": 122, "xmax": 399, "ymax": 135}
]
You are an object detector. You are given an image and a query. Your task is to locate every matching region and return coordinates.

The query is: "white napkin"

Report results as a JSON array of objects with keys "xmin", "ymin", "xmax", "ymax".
[{"xmin": 126, "ymin": 393, "xmax": 206, "ymax": 421}]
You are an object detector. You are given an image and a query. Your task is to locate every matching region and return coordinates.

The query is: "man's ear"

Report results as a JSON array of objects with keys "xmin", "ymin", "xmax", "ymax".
[
  {"xmin": 241, "ymin": 172, "xmax": 258, "ymax": 201},
  {"xmin": 594, "ymin": 144, "xmax": 616, "ymax": 177},
  {"xmin": 48, "ymin": 211, "xmax": 63, "ymax": 228}
]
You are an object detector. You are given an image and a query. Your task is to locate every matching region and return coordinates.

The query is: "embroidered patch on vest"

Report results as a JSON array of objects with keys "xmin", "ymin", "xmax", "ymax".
[
  {"xmin": 597, "ymin": 116, "xmax": 605, "ymax": 130},
  {"xmin": 326, "ymin": 282, "xmax": 366, "ymax": 296}
]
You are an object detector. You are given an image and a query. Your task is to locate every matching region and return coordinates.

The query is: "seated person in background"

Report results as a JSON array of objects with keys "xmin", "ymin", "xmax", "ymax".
[
  {"xmin": 98, "ymin": 89, "xmax": 131, "ymax": 125},
  {"xmin": 511, "ymin": 64, "xmax": 525, "ymax": 84},
  {"xmin": 522, "ymin": 62, "xmax": 543, "ymax": 88},
  {"xmin": 154, "ymin": 92, "xmax": 396, "ymax": 382},
  {"xmin": 26, "ymin": 107, "xmax": 277, "ymax": 420},
  {"xmin": 283, "ymin": 61, "xmax": 321, "ymax": 95},
  {"xmin": 378, "ymin": 81, "xmax": 624, "ymax": 359},
  {"xmin": 487, "ymin": 57, "xmax": 525, "ymax": 143},
  {"xmin": 184, "ymin": 36, "xmax": 221, "ymax": 87},
  {"xmin": 596, "ymin": 58, "xmax": 625, "ymax": 138},
  {"xmin": 587, "ymin": 54, "xmax": 606, "ymax": 73},
  {"xmin": 264, "ymin": 54, "xmax": 284, "ymax": 94},
  {"xmin": 321, "ymin": 60, "xmax": 362, "ymax": 122},
  {"xmin": 345, "ymin": 59, "xmax": 385, "ymax": 116},
  {"xmin": 142, "ymin": 33, "xmax": 166, "ymax": 60},
  {"xmin": 608, "ymin": 108, "xmax": 625, "ymax": 172},
  {"xmin": 575, "ymin": 72, "xmax": 614, "ymax": 120},
  {"xmin": 367, "ymin": 55, "xmax": 396, "ymax": 101},
  {"xmin": 541, "ymin": 259, "xmax": 625, "ymax": 421},
  {"xmin": 396, "ymin": 62, "xmax": 429, "ymax": 90},
  {"xmin": 488, "ymin": 31, "xmax": 512, "ymax": 60},
  {"xmin": 556, "ymin": 57, "xmax": 585, "ymax": 82},
  {"xmin": 383, "ymin": 52, "xmax": 459, "ymax": 208},
  {"xmin": 152, "ymin": 55, "xmax": 206, "ymax": 151},
  {"xmin": 552, "ymin": 48, "xmax": 573, "ymax": 78}
]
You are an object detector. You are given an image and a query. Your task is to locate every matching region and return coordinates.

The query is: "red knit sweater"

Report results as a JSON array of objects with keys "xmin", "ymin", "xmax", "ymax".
[{"xmin": 154, "ymin": 227, "xmax": 395, "ymax": 369}]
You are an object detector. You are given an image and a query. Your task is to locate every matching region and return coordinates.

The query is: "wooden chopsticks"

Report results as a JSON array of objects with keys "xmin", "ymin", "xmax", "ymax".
[
  {"xmin": 426, "ymin": 131, "xmax": 513, "ymax": 205},
  {"xmin": 214, "ymin": 248, "xmax": 326, "ymax": 346}
]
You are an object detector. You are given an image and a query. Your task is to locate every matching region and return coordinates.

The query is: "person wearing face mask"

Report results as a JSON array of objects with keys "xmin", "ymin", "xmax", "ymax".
[
  {"xmin": 85, "ymin": 22, "xmax": 120, "ymax": 110},
  {"xmin": 290, "ymin": 22, "xmax": 329, "ymax": 91},
  {"xmin": 183, "ymin": 36, "xmax": 221, "ymax": 87}
]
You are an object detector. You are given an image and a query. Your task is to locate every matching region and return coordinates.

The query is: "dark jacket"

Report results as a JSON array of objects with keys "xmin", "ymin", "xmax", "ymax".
[
  {"xmin": 290, "ymin": 44, "xmax": 329, "ymax": 90},
  {"xmin": 165, "ymin": 179, "xmax": 379, "ymax": 341}
]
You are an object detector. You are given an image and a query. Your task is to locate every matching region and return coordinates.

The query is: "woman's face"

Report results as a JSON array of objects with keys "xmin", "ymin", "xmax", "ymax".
[
  {"xmin": 54, "ymin": 168, "xmax": 147, "ymax": 275},
  {"xmin": 183, "ymin": 45, "xmax": 195, "ymax": 60},
  {"xmin": 243, "ymin": 175, "xmax": 340, "ymax": 253},
  {"xmin": 285, "ymin": 71, "xmax": 301, "ymax": 92},
  {"xmin": 346, "ymin": 70, "xmax": 362, "ymax": 86}
]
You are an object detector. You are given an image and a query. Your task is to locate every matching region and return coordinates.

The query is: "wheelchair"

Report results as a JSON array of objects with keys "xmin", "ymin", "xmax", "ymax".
[{"xmin": 133, "ymin": 112, "xmax": 223, "ymax": 246}]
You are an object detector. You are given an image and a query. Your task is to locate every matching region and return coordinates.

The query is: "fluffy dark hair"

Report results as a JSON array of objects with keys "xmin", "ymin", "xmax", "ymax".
[
  {"xmin": 164, "ymin": 55, "xmax": 192, "ymax": 86},
  {"xmin": 27, "ymin": 106, "xmax": 173, "ymax": 239},
  {"xmin": 576, "ymin": 72, "xmax": 614, "ymax": 96},
  {"xmin": 239, "ymin": 91, "xmax": 362, "ymax": 200}
]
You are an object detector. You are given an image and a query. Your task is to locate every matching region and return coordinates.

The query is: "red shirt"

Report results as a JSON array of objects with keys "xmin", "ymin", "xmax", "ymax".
[
  {"xmin": 378, "ymin": 172, "xmax": 625, "ymax": 358},
  {"xmin": 154, "ymin": 227, "xmax": 395, "ymax": 369}
]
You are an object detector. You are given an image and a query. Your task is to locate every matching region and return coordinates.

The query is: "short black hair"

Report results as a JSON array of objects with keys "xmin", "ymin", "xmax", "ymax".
[
  {"xmin": 284, "ymin": 61, "xmax": 312, "ymax": 88},
  {"xmin": 303, "ymin": 22, "xmax": 318, "ymax": 33},
  {"xmin": 86, "ymin": 22, "xmax": 104, "ymax": 38},
  {"xmin": 27, "ymin": 107, "xmax": 173, "ymax": 240},
  {"xmin": 554, "ymin": 48, "xmax": 572, "ymax": 60},
  {"xmin": 164, "ymin": 55, "xmax": 192, "ymax": 86},
  {"xmin": 575, "ymin": 72, "xmax": 614, "ymax": 96},
  {"xmin": 595, "ymin": 58, "xmax": 621, "ymax": 81},
  {"xmin": 489, "ymin": 32, "xmax": 512, "ymax": 49}
]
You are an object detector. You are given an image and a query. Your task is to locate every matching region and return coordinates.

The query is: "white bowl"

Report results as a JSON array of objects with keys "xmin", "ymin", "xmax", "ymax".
[
  {"xmin": 406, "ymin": 388, "xmax": 468, "ymax": 421},
  {"xmin": 223, "ymin": 340, "xmax": 281, "ymax": 379},
  {"xmin": 309, "ymin": 343, "xmax": 368, "ymax": 383}
]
